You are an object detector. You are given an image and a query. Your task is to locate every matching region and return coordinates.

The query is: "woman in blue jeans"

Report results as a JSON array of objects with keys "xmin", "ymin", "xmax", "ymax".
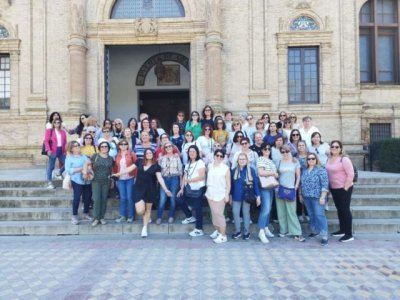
[
  {"xmin": 156, "ymin": 141, "xmax": 183, "ymax": 224},
  {"xmin": 112, "ymin": 139, "xmax": 137, "ymax": 223},
  {"xmin": 299, "ymin": 153, "xmax": 329, "ymax": 246},
  {"xmin": 256, "ymin": 143, "xmax": 278, "ymax": 243}
]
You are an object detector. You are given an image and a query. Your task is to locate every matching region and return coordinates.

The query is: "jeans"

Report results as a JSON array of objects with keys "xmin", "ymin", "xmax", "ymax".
[
  {"xmin": 92, "ymin": 181, "xmax": 110, "ymax": 220},
  {"xmin": 258, "ymin": 188, "xmax": 273, "ymax": 229},
  {"xmin": 303, "ymin": 196, "xmax": 328, "ymax": 238},
  {"xmin": 116, "ymin": 178, "xmax": 134, "ymax": 219},
  {"xmin": 157, "ymin": 176, "xmax": 180, "ymax": 219},
  {"xmin": 232, "ymin": 201, "xmax": 251, "ymax": 234},
  {"xmin": 330, "ymin": 187, "xmax": 353, "ymax": 236},
  {"xmin": 71, "ymin": 181, "xmax": 91, "ymax": 215},
  {"xmin": 47, "ymin": 147, "xmax": 65, "ymax": 182}
]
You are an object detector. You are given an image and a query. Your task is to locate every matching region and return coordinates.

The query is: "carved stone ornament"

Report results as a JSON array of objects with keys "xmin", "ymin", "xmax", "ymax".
[
  {"xmin": 136, "ymin": 19, "xmax": 158, "ymax": 36},
  {"xmin": 290, "ymin": 16, "xmax": 319, "ymax": 31},
  {"xmin": 296, "ymin": 1, "xmax": 312, "ymax": 9},
  {"xmin": 287, "ymin": 0, "xmax": 313, "ymax": 9}
]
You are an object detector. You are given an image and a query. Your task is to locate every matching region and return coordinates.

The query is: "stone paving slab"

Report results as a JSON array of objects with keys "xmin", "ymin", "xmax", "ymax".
[{"xmin": 0, "ymin": 234, "xmax": 399, "ymax": 299}]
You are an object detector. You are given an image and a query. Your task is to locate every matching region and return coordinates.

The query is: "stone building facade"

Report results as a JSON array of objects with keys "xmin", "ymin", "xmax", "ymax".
[{"xmin": 0, "ymin": 0, "xmax": 398, "ymax": 168}]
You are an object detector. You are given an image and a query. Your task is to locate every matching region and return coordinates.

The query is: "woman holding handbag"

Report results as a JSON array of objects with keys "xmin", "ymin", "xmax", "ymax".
[
  {"xmin": 256, "ymin": 143, "xmax": 278, "ymax": 243},
  {"xmin": 276, "ymin": 144, "xmax": 305, "ymax": 242},
  {"xmin": 230, "ymin": 153, "xmax": 260, "ymax": 240}
]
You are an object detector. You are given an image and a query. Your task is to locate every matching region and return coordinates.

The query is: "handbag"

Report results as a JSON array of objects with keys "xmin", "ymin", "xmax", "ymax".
[
  {"xmin": 184, "ymin": 184, "xmax": 203, "ymax": 198},
  {"xmin": 278, "ymin": 185, "xmax": 296, "ymax": 201},
  {"xmin": 260, "ymin": 176, "xmax": 279, "ymax": 189},
  {"xmin": 243, "ymin": 183, "xmax": 256, "ymax": 204},
  {"xmin": 41, "ymin": 129, "xmax": 53, "ymax": 155},
  {"xmin": 62, "ymin": 173, "xmax": 72, "ymax": 190}
]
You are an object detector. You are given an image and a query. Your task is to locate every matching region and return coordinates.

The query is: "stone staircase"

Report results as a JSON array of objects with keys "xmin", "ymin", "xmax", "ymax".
[{"xmin": 0, "ymin": 171, "xmax": 399, "ymax": 236}]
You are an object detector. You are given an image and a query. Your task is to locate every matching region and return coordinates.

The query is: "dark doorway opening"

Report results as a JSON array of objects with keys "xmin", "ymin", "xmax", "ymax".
[{"xmin": 139, "ymin": 90, "xmax": 190, "ymax": 131}]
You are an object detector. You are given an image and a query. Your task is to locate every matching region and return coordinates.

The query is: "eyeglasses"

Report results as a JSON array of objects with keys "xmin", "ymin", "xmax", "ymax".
[
  {"xmin": 215, "ymin": 154, "xmax": 224, "ymax": 158},
  {"xmin": 291, "ymin": 133, "xmax": 299, "ymax": 136},
  {"xmin": 233, "ymin": 123, "xmax": 240, "ymax": 126},
  {"xmin": 331, "ymin": 145, "xmax": 340, "ymax": 149},
  {"xmin": 205, "ymin": 128, "xmax": 211, "ymax": 131},
  {"xmin": 164, "ymin": 145, "xmax": 173, "ymax": 149},
  {"xmin": 263, "ymin": 148, "xmax": 271, "ymax": 151},
  {"xmin": 281, "ymin": 150, "xmax": 290, "ymax": 154},
  {"xmin": 307, "ymin": 157, "xmax": 316, "ymax": 161},
  {"xmin": 280, "ymin": 114, "xmax": 287, "ymax": 117},
  {"xmin": 246, "ymin": 117, "xmax": 253, "ymax": 121},
  {"xmin": 120, "ymin": 143, "xmax": 128, "ymax": 146},
  {"xmin": 241, "ymin": 142, "xmax": 248, "ymax": 145},
  {"xmin": 192, "ymin": 114, "xmax": 199, "ymax": 117},
  {"xmin": 185, "ymin": 134, "xmax": 193, "ymax": 137}
]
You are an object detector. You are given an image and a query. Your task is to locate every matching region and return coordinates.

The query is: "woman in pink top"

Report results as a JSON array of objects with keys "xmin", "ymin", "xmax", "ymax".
[{"xmin": 325, "ymin": 140, "xmax": 355, "ymax": 243}]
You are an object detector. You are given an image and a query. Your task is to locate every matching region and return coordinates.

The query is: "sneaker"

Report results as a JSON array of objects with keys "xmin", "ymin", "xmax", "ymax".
[
  {"xmin": 308, "ymin": 232, "xmax": 319, "ymax": 238},
  {"xmin": 156, "ymin": 218, "xmax": 162, "ymax": 225},
  {"xmin": 294, "ymin": 235, "xmax": 306, "ymax": 242},
  {"xmin": 54, "ymin": 173, "xmax": 63, "ymax": 180},
  {"xmin": 278, "ymin": 233, "xmax": 287, "ymax": 238},
  {"xmin": 141, "ymin": 225, "xmax": 148, "ymax": 238},
  {"xmin": 331, "ymin": 230, "xmax": 345, "ymax": 237},
  {"xmin": 258, "ymin": 230, "xmax": 269, "ymax": 244},
  {"xmin": 272, "ymin": 219, "xmax": 279, "ymax": 224},
  {"xmin": 127, "ymin": 218, "xmax": 133, "ymax": 223},
  {"xmin": 83, "ymin": 214, "xmax": 93, "ymax": 221},
  {"xmin": 115, "ymin": 216, "xmax": 126, "ymax": 223},
  {"xmin": 168, "ymin": 217, "xmax": 174, "ymax": 224},
  {"xmin": 298, "ymin": 215, "xmax": 305, "ymax": 223},
  {"xmin": 71, "ymin": 216, "xmax": 79, "ymax": 225},
  {"xmin": 339, "ymin": 235, "xmax": 354, "ymax": 243},
  {"xmin": 148, "ymin": 218, "xmax": 152, "ymax": 224},
  {"xmin": 92, "ymin": 219, "xmax": 99, "ymax": 227},
  {"xmin": 189, "ymin": 229, "xmax": 204, "ymax": 237},
  {"xmin": 210, "ymin": 230, "xmax": 219, "ymax": 239},
  {"xmin": 213, "ymin": 234, "xmax": 227, "ymax": 244},
  {"xmin": 321, "ymin": 238, "xmax": 329, "ymax": 246},
  {"xmin": 100, "ymin": 219, "xmax": 107, "ymax": 225},
  {"xmin": 243, "ymin": 233, "xmax": 251, "ymax": 240},
  {"xmin": 264, "ymin": 227, "xmax": 275, "ymax": 238},
  {"xmin": 47, "ymin": 182, "xmax": 55, "ymax": 189},
  {"xmin": 231, "ymin": 232, "xmax": 242, "ymax": 239},
  {"xmin": 305, "ymin": 216, "xmax": 310, "ymax": 222},
  {"xmin": 181, "ymin": 216, "xmax": 196, "ymax": 224}
]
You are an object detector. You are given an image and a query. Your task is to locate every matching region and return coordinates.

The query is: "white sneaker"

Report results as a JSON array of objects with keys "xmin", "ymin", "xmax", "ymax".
[
  {"xmin": 141, "ymin": 225, "xmax": 148, "ymax": 238},
  {"xmin": 71, "ymin": 216, "xmax": 79, "ymax": 225},
  {"xmin": 213, "ymin": 234, "xmax": 227, "ymax": 244},
  {"xmin": 83, "ymin": 214, "xmax": 93, "ymax": 221},
  {"xmin": 189, "ymin": 229, "xmax": 204, "ymax": 237},
  {"xmin": 47, "ymin": 182, "xmax": 55, "ymax": 189},
  {"xmin": 258, "ymin": 230, "xmax": 269, "ymax": 244},
  {"xmin": 209, "ymin": 230, "xmax": 219, "ymax": 239},
  {"xmin": 182, "ymin": 216, "xmax": 196, "ymax": 224},
  {"xmin": 264, "ymin": 227, "xmax": 275, "ymax": 238}
]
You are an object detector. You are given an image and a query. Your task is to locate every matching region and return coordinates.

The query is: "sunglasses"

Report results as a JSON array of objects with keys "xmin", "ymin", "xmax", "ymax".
[
  {"xmin": 205, "ymin": 128, "xmax": 211, "ymax": 131},
  {"xmin": 280, "ymin": 115, "xmax": 287, "ymax": 117},
  {"xmin": 102, "ymin": 131, "xmax": 110, "ymax": 133},
  {"xmin": 233, "ymin": 123, "xmax": 240, "ymax": 126},
  {"xmin": 215, "ymin": 154, "xmax": 224, "ymax": 158},
  {"xmin": 72, "ymin": 144, "xmax": 80, "ymax": 147},
  {"xmin": 192, "ymin": 114, "xmax": 199, "ymax": 117},
  {"xmin": 237, "ymin": 135, "xmax": 243, "ymax": 138},
  {"xmin": 164, "ymin": 145, "xmax": 173, "ymax": 148},
  {"xmin": 120, "ymin": 143, "xmax": 128, "ymax": 146},
  {"xmin": 281, "ymin": 150, "xmax": 290, "ymax": 154},
  {"xmin": 331, "ymin": 145, "xmax": 340, "ymax": 149},
  {"xmin": 89, "ymin": 131, "xmax": 96, "ymax": 134},
  {"xmin": 115, "ymin": 123, "xmax": 122, "ymax": 125},
  {"xmin": 263, "ymin": 148, "xmax": 271, "ymax": 151},
  {"xmin": 290, "ymin": 116, "xmax": 296, "ymax": 119},
  {"xmin": 185, "ymin": 134, "xmax": 193, "ymax": 137},
  {"xmin": 100, "ymin": 145, "xmax": 109, "ymax": 148},
  {"xmin": 247, "ymin": 117, "xmax": 253, "ymax": 120},
  {"xmin": 178, "ymin": 114, "xmax": 184, "ymax": 117},
  {"xmin": 307, "ymin": 157, "xmax": 316, "ymax": 161},
  {"xmin": 292, "ymin": 133, "xmax": 299, "ymax": 136},
  {"xmin": 241, "ymin": 142, "xmax": 248, "ymax": 145}
]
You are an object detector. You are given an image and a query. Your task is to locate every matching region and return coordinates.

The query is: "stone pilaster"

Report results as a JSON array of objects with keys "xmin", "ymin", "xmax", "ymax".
[
  {"xmin": 205, "ymin": 0, "xmax": 223, "ymax": 113},
  {"xmin": 68, "ymin": 0, "xmax": 87, "ymax": 113}
]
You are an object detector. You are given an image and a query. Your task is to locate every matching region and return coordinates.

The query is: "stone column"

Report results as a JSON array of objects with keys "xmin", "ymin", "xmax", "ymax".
[
  {"xmin": 68, "ymin": 0, "xmax": 87, "ymax": 113},
  {"xmin": 205, "ymin": 0, "xmax": 223, "ymax": 112}
]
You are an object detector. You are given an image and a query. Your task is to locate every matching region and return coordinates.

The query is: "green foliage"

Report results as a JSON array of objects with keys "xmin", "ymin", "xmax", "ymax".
[{"xmin": 376, "ymin": 138, "xmax": 400, "ymax": 173}]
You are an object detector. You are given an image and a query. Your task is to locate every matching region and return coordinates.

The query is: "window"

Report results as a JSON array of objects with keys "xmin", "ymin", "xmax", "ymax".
[
  {"xmin": 111, "ymin": 0, "xmax": 185, "ymax": 19},
  {"xmin": 288, "ymin": 47, "xmax": 319, "ymax": 104},
  {"xmin": 359, "ymin": 0, "xmax": 400, "ymax": 84},
  {"xmin": 0, "ymin": 55, "xmax": 10, "ymax": 109},
  {"xmin": 370, "ymin": 123, "xmax": 392, "ymax": 143}
]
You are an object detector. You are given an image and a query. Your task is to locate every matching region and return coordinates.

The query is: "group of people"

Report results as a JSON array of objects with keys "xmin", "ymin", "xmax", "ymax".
[{"xmin": 43, "ymin": 107, "xmax": 355, "ymax": 244}]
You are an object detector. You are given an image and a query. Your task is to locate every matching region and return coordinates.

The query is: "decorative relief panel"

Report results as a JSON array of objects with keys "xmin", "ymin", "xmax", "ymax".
[
  {"xmin": 290, "ymin": 16, "xmax": 319, "ymax": 31},
  {"xmin": 135, "ymin": 19, "xmax": 158, "ymax": 36}
]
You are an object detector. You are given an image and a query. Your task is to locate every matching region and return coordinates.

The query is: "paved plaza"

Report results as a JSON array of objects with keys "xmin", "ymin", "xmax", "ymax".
[{"xmin": 0, "ymin": 234, "xmax": 399, "ymax": 300}]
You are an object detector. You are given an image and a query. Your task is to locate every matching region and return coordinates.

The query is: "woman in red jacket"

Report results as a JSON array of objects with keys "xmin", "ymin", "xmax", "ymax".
[{"xmin": 44, "ymin": 118, "xmax": 67, "ymax": 189}]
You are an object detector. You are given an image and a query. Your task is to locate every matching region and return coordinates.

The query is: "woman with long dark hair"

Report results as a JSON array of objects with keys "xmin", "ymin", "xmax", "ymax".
[
  {"xmin": 185, "ymin": 111, "xmax": 202, "ymax": 140},
  {"xmin": 201, "ymin": 105, "xmax": 215, "ymax": 128},
  {"xmin": 68, "ymin": 114, "xmax": 89, "ymax": 137}
]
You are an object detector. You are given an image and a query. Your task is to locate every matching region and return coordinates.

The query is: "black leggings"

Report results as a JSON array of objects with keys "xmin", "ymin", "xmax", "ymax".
[{"xmin": 330, "ymin": 186, "xmax": 353, "ymax": 235}]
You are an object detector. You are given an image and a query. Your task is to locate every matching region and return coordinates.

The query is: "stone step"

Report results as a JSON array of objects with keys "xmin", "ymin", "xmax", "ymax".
[
  {"xmin": 352, "ymin": 185, "xmax": 400, "ymax": 195},
  {"xmin": 350, "ymin": 195, "xmax": 400, "ymax": 206},
  {"xmin": 326, "ymin": 206, "xmax": 400, "ymax": 219},
  {"xmin": 355, "ymin": 172, "xmax": 400, "ymax": 185},
  {"xmin": 0, "ymin": 187, "xmax": 72, "ymax": 197}
]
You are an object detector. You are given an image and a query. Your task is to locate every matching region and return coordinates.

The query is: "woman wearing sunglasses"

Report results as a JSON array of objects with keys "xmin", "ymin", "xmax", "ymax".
[
  {"xmin": 185, "ymin": 111, "xmax": 202, "ymax": 140},
  {"xmin": 181, "ymin": 130, "xmax": 200, "ymax": 166},
  {"xmin": 309, "ymin": 132, "xmax": 330, "ymax": 166},
  {"xmin": 288, "ymin": 129, "xmax": 302, "ymax": 157},
  {"xmin": 196, "ymin": 125, "xmax": 215, "ymax": 165},
  {"xmin": 299, "ymin": 153, "xmax": 329, "ymax": 246}
]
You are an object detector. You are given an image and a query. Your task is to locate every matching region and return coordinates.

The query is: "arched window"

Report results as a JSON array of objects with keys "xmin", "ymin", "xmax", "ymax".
[
  {"xmin": 0, "ymin": 26, "xmax": 9, "ymax": 38},
  {"xmin": 360, "ymin": 0, "xmax": 400, "ymax": 83},
  {"xmin": 290, "ymin": 16, "xmax": 319, "ymax": 31},
  {"xmin": 111, "ymin": 0, "xmax": 185, "ymax": 19}
]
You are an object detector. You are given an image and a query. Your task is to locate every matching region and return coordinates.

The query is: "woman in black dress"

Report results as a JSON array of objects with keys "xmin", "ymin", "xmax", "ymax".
[{"xmin": 134, "ymin": 148, "xmax": 172, "ymax": 238}]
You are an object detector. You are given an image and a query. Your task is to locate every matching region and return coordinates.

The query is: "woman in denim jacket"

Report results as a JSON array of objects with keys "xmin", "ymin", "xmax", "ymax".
[{"xmin": 299, "ymin": 153, "xmax": 329, "ymax": 246}]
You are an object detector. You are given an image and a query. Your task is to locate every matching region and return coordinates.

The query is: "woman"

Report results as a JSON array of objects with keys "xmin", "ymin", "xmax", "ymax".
[
  {"xmin": 175, "ymin": 111, "xmax": 186, "ymax": 135},
  {"xmin": 96, "ymin": 119, "xmax": 113, "ymax": 141},
  {"xmin": 80, "ymin": 133, "xmax": 97, "ymax": 158},
  {"xmin": 271, "ymin": 136, "xmax": 285, "ymax": 166},
  {"xmin": 276, "ymin": 111, "xmax": 287, "ymax": 129},
  {"xmin": 177, "ymin": 145, "xmax": 206, "ymax": 237},
  {"xmin": 289, "ymin": 113, "xmax": 300, "ymax": 129},
  {"xmin": 127, "ymin": 117, "xmax": 140, "ymax": 145},
  {"xmin": 68, "ymin": 114, "xmax": 88, "ymax": 137},
  {"xmin": 44, "ymin": 118, "xmax": 67, "ymax": 189},
  {"xmin": 263, "ymin": 122, "xmax": 282, "ymax": 147},
  {"xmin": 205, "ymin": 149, "xmax": 230, "ymax": 243},
  {"xmin": 122, "ymin": 127, "xmax": 135, "ymax": 151},
  {"xmin": 212, "ymin": 119, "xmax": 229, "ymax": 148},
  {"xmin": 134, "ymin": 131, "xmax": 157, "ymax": 161},
  {"xmin": 46, "ymin": 112, "xmax": 66, "ymax": 130},
  {"xmin": 134, "ymin": 148, "xmax": 172, "ymax": 237},
  {"xmin": 231, "ymin": 137, "xmax": 258, "ymax": 170},
  {"xmin": 261, "ymin": 113, "xmax": 271, "ymax": 131},
  {"xmin": 325, "ymin": 140, "xmax": 355, "ymax": 242},
  {"xmin": 156, "ymin": 142, "xmax": 183, "ymax": 225},
  {"xmin": 181, "ymin": 130, "xmax": 200, "ymax": 166},
  {"xmin": 288, "ymin": 129, "xmax": 302, "ymax": 157},
  {"xmin": 300, "ymin": 153, "xmax": 329, "ymax": 246},
  {"xmin": 230, "ymin": 153, "xmax": 260, "ymax": 240},
  {"xmin": 255, "ymin": 119, "xmax": 266, "ymax": 138},
  {"xmin": 91, "ymin": 141, "xmax": 114, "ymax": 226},
  {"xmin": 65, "ymin": 141, "xmax": 93, "ymax": 225},
  {"xmin": 100, "ymin": 127, "xmax": 119, "ymax": 159},
  {"xmin": 151, "ymin": 118, "xmax": 165, "ymax": 136},
  {"xmin": 112, "ymin": 139, "xmax": 137, "ymax": 223},
  {"xmin": 141, "ymin": 118, "xmax": 159, "ymax": 143},
  {"xmin": 296, "ymin": 140, "xmax": 309, "ymax": 222},
  {"xmin": 309, "ymin": 132, "xmax": 330, "ymax": 166},
  {"xmin": 201, "ymin": 105, "xmax": 215, "ymax": 128},
  {"xmin": 257, "ymin": 143, "xmax": 278, "ymax": 243},
  {"xmin": 226, "ymin": 131, "xmax": 244, "ymax": 166},
  {"xmin": 282, "ymin": 118, "xmax": 293, "ymax": 142},
  {"xmin": 170, "ymin": 122, "xmax": 184, "ymax": 152},
  {"xmin": 196, "ymin": 125, "xmax": 215, "ymax": 165},
  {"xmin": 276, "ymin": 144, "xmax": 305, "ymax": 242},
  {"xmin": 113, "ymin": 118, "xmax": 124, "ymax": 139},
  {"xmin": 185, "ymin": 111, "xmax": 202, "ymax": 140},
  {"xmin": 228, "ymin": 120, "xmax": 242, "ymax": 143}
]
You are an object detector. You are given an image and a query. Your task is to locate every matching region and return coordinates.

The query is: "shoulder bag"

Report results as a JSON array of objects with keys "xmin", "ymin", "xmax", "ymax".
[
  {"xmin": 260, "ymin": 176, "xmax": 279, "ymax": 189},
  {"xmin": 41, "ymin": 129, "xmax": 53, "ymax": 155},
  {"xmin": 278, "ymin": 185, "xmax": 296, "ymax": 201}
]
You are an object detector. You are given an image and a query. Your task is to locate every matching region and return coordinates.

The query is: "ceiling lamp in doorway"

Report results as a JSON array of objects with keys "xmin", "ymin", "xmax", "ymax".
[{"xmin": 154, "ymin": 59, "xmax": 166, "ymax": 81}]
